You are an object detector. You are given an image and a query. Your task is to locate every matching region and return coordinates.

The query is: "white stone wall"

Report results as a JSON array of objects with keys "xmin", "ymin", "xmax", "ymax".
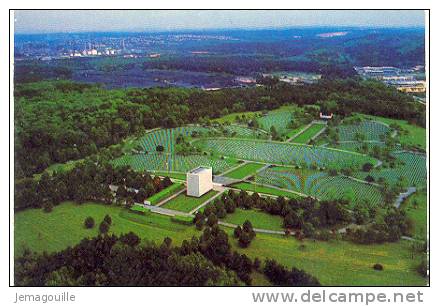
[{"xmin": 187, "ymin": 168, "xmax": 213, "ymax": 197}]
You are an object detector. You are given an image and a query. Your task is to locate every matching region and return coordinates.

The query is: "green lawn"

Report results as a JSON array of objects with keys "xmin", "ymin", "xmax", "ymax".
[
  {"xmin": 224, "ymin": 228, "xmax": 427, "ymax": 286},
  {"xmin": 223, "ymin": 208, "xmax": 284, "ymax": 231},
  {"xmin": 212, "ymin": 110, "xmax": 262, "ymax": 124},
  {"xmin": 285, "ymin": 124, "xmax": 308, "ymax": 138},
  {"xmin": 358, "ymin": 114, "xmax": 426, "ymax": 150},
  {"xmin": 14, "ymin": 202, "xmax": 198, "ymax": 257},
  {"xmin": 224, "ymin": 163, "xmax": 266, "ymax": 179},
  {"xmin": 161, "ymin": 190, "xmax": 219, "ymax": 213},
  {"xmin": 232, "ymin": 182, "xmax": 302, "ymax": 199},
  {"xmin": 400, "ymin": 190, "xmax": 427, "ymax": 240},
  {"xmin": 147, "ymin": 183, "xmax": 185, "ymax": 205},
  {"xmin": 292, "ymin": 123, "xmax": 326, "ymax": 144},
  {"xmin": 15, "ymin": 201, "xmax": 427, "ymax": 286}
]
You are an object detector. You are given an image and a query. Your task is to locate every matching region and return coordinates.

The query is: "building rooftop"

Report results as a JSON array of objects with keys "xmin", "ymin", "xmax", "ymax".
[{"xmin": 189, "ymin": 166, "xmax": 212, "ymax": 174}]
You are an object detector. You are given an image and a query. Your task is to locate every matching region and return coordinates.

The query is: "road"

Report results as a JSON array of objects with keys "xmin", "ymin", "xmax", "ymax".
[{"xmin": 218, "ymin": 221, "xmax": 286, "ymax": 235}]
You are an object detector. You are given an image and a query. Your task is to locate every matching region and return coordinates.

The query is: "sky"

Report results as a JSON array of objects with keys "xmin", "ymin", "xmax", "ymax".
[{"xmin": 14, "ymin": 10, "xmax": 425, "ymax": 34}]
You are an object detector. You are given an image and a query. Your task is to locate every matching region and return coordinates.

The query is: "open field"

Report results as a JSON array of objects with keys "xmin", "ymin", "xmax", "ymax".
[
  {"xmin": 222, "ymin": 208, "xmax": 284, "ymax": 231},
  {"xmin": 292, "ymin": 123, "xmax": 326, "ymax": 143},
  {"xmin": 161, "ymin": 190, "xmax": 219, "ymax": 213},
  {"xmin": 231, "ymin": 182, "xmax": 302, "ymax": 199},
  {"xmin": 225, "ymin": 228, "xmax": 427, "ymax": 286},
  {"xmin": 147, "ymin": 183, "xmax": 185, "ymax": 205},
  {"xmin": 285, "ymin": 124, "xmax": 308, "ymax": 138},
  {"xmin": 400, "ymin": 190, "xmax": 427, "ymax": 240},
  {"xmin": 14, "ymin": 202, "xmax": 198, "ymax": 257},
  {"xmin": 211, "ymin": 110, "xmax": 262, "ymax": 124},
  {"xmin": 224, "ymin": 162, "xmax": 266, "ymax": 179},
  {"xmin": 14, "ymin": 202, "xmax": 427, "ymax": 286}
]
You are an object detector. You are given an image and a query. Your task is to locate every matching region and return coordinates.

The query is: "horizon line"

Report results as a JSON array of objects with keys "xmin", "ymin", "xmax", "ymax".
[{"xmin": 14, "ymin": 24, "xmax": 426, "ymax": 36}]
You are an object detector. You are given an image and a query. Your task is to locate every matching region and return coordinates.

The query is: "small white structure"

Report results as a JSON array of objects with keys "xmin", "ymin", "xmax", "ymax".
[
  {"xmin": 319, "ymin": 112, "xmax": 333, "ymax": 120},
  {"xmin": 187, "ymin": 167, "xmax": 213, "ymax": 197}
]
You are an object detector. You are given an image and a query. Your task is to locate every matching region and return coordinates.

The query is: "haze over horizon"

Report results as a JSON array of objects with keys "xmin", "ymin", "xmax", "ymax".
[{"xmin": 14, "ymin": 10, "xmax": 425, "ymax": 34}]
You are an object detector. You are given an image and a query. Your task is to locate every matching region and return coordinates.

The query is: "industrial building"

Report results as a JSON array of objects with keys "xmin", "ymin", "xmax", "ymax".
[{"xmin": 186, "ymin": 167, "xmax": 213, "ymax": 197}]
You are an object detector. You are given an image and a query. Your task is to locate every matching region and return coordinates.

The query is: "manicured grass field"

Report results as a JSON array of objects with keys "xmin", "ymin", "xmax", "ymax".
[
  {"xmin": 292, "ymin": 123, "xmax": 326, "ymax": 144},
  {"xmin": 211, "ymin": 110, "xmax": 262, "ymax": 124},
  {"xmin": 15, "ymin": 202, "xmax": 427, "ymax": 286},
  {"xmin": 223, "ymin": 208, "xmax": 284, "ymax": 231},
  {"xmin": 161, "ymin": 190, "xmax": 219, "ymax": 213},
  {"xmin": 147, "ymin": 183, "xmax": 185, "ymax": 205},
  {"xmin": 14, "ymin": 202, "xmax": 198, "ymax": 257},
  {"xmin": 400, "ymin": 190, "xmax": 427, "ymax": 240},
  {"xmin": 224, "ymin": 228, "xmax": 427, "ymax": 286},
  {"xmin": 224, "ymin": 162, "xmax": 266, "ymax": 179},
  {"xmin": 232, "ymin": 182, "xmax": 302, "ymax": 199},
  {"xmin": 285, "ymin": 124, "xmax": 308, "ymax": 138}
]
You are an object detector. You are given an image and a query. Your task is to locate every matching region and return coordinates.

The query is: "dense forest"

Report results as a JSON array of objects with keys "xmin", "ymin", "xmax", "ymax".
[
  {"xmin": 14, "ymin": 159, "xmax": 171, "ymax": 211},
  {"xmin": 14, "ymin": 79, "xmax": 424, "ymax": 177}
]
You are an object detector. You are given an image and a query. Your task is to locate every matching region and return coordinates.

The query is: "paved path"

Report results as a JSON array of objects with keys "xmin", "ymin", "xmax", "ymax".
[
  {"xmin": 394, "ymin": 187, "xmax": 417, "ymax": 208},
  {"xmin": 242, "ymin": 179, "xmax": 316, "ymax": 199},
  {"xmin": 218, "ymin": 221, "xmax": 286, "ymax": 235},
  {"xmin": 134, "ymin": 203, "xmax": 193, "ymax": 217},
  {"xmin": 341, "ymin": 175, "xmax": 382, "ymax": 187}
]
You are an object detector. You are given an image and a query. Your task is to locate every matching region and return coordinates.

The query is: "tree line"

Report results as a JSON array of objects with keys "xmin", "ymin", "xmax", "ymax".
[
  {"xmin": 15, "ymin": 78, "xmax": 423, "ymax": 178},
  {"xmin": 15, "ymin": 229, "xmax": 320, "ymax": 286},
  {"xmin": 194, "ymin": 189, "xmax": 413, "ymax": 244}
]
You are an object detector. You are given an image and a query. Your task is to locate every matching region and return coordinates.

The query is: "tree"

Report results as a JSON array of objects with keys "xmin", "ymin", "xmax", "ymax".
[
  {"xmin": 234, "ymin": 225, "xmax": 243, "ymax": 238},
  {"xmin": 362, "ymin": 162, "xmax": 374, "ymax": 172},
  {"xmin": 84, "ymin": 217, "xmax": 95, "ymax": 229},
  {"xmin": 207, "ymin": 213, "xmax": 218, "ymax": 227},
  {"xmin": 125, "ymin": 197, "xmax": 135, "ymax": 209},
  {"xmin": 163, "ymin": 237, "xmax": 172, "ymax": 248},
  {"xmin": 104, "ymin": 214, "xmax": 112, "ymax": 225},
  {"xmin": 373, "ymin": 263, "xmax": 384, "ymax": 271},
  {"xmin": 238, "ymin": 232, "xmax": 253, "ymax": 248},
  {"xmin": 120, "ymin": 232, "xmax": 140, "ymax": 247},
  {"xmin": 195, "ymin": 218, "xmax": 205, "ymax": 230},
  {"xmin": 253, "ymin": 257, "xmax": 261, "ymax": 271},
  {"xmin": 270, "ymin": 126, "xmax": 279, "ymax": 140},
  {"xmin": 42, "ymin": 200, "xmax": 53, "ymax": 213},
  {"xmin": 162, "ymin": 176, "xmax": 172, "ymax": 187},
  {"xmin": 365, "ymin": 175, "xmax": 375, "ymax": 183},
  {"xmin": 99, "ymin": 220, "xmax": 110, "ymax": 234},
  {"xmin": 328, "ymin": 169, "xmax": 338, "ymax": 176},
  {"xmin": 156, "ymin": 145, "xmax": 164, "ymax": 152}
]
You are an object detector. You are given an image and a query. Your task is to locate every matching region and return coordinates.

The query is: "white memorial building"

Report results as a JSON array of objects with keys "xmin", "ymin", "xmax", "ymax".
[{"xmin": 186, "ymin": 167, "xmax": 213, "ymax": 197}]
